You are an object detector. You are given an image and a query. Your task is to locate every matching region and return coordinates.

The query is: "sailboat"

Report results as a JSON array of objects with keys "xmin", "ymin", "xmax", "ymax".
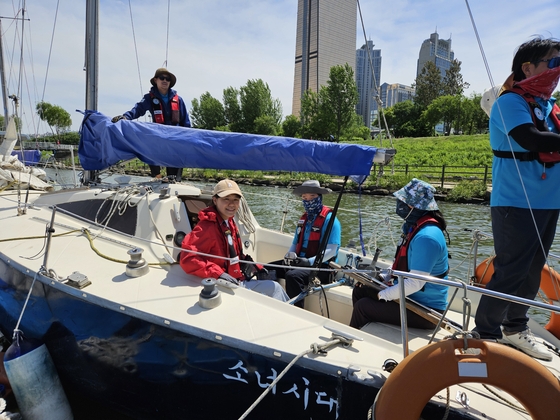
[
  {"xmin": 3, "ymin": 112, "xmax": 560, "ymax": 420},
  {"xmin": 0, "ymin": 1, "xmax": 560, "ymax": 419},
  {"xmin": 0, "ymin": 17, "xmax": 51, "ymax": 192}
]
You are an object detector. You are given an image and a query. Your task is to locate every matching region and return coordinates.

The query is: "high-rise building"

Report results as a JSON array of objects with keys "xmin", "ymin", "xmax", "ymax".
[
  {"xmin": 381, "ymin": 83, "xmax": 415, "ymax": 109},
  {"xmin": 416, "ymin": 32, "xmax": 454, "ymax": 79},
  {"xmin": 291, "ymin": 0, "xmax": 357, "ymax": 117},
  {"xmin": 355, "ymin": 41, "xmax": 381, "ymax": 129}
]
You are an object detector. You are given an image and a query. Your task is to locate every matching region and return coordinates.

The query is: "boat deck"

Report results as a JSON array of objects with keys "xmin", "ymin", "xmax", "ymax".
[{"xmin": 1, "ymin": 186, "xmax": 559, "ymax": 419}]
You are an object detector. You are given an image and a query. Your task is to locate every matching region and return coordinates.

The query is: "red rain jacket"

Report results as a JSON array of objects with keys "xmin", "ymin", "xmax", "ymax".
[{"xmin": 180, "ymin": 206, "xmax": 244, "ymax": 281}]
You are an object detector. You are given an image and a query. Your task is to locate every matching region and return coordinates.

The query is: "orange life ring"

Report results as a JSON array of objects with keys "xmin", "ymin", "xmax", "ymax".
[
  {"xmin": 475, "ymin": 257, "xmax": 560, "ymax": 339},
  {"xmin": 374, "ymin": 339, "xmax": 560, "ymax": 420}
]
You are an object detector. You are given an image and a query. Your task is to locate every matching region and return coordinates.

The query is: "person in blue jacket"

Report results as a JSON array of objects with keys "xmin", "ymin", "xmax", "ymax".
[
  {"xmin": 473, "ymin": 37, "xmax": 560, "ymax": 362},
  {"xmin": 350, "ymin": 179, "xmax": 449, "ymax": 330},
  {"xmin": 112, "ymin": 68, "xmax": 191, "ymax": 182}
]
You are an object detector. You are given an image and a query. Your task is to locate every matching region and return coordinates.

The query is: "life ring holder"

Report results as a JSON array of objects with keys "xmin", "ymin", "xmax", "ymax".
[
  {"xmin": 475, "ymin": 257, "xmax": 560, "ymax": 339},
  {"xmin": 372, "ymin": 338, "xmax": 560, "ymax": 420}
]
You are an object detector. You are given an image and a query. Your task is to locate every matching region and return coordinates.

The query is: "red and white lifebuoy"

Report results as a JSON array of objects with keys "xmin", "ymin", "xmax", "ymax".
[
  {"xmin": 373, "ymin": 339, "xmax": 560, "ymax": 420},
  {"xmin": 475, "ymin": 257, "xmax": 560, "ymax": 339}
]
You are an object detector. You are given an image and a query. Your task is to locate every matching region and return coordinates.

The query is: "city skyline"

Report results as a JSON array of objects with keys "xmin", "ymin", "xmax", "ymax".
[{"xmin": 1, "ymin": 0, "xmax": 558, "ymax": 133}]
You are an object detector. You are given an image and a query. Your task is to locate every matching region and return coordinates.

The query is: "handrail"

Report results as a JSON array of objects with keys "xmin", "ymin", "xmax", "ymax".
[{"xmin": 393, "ymin": 268, "xmax": 560, "ymax": 358}]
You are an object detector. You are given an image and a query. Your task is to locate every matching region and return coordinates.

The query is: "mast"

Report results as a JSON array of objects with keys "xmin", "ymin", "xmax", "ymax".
[
  {"xmin": 85, "ymin": 0, "xmax": 98, "ymax": 111},
  {"xmin": 0, "ymin": 20, "xmax": 9, "ymax": 127},
  {"xmin": 83, "ymin": 0, "xmax": 99, "ymax": 184}
]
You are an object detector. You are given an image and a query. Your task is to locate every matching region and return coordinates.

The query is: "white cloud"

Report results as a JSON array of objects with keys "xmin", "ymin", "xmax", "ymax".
[{"xmin": 2, "ymin": 0, "xmax": 559, "ymax": 133}]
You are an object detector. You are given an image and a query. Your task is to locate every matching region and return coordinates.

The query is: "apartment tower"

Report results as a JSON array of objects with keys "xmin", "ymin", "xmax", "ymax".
[
  {"xmin": 381, "ymin": 83, "xmax": 415, "ymax": 109},
  {"xmin": 291, "ymin": 0, "xmax": 357, "ymax": 117}
]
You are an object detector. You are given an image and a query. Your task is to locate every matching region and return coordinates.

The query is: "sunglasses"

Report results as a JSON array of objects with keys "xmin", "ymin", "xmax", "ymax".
[
  {"xmin": 158, "ymin": 75, "xmax": 171, "ymax": 82},
  {"xmin": 524, "ymin": 57, "xmax": 560, "ymax": 69}
]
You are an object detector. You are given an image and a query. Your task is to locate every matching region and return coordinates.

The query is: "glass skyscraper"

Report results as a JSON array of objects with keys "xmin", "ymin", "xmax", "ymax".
[
  {"xmin": 416, "ymin": 32, "xmax": 454, "ymax": 79},
  {"xmin": 355, "ymin": 41, "xmax": 381, "ymax": 129}
]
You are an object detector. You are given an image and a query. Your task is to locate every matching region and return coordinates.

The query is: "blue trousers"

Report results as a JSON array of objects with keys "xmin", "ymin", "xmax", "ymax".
[{"xmin": 474, "ymin": 206, "xmax": 559, "ymax": 339}]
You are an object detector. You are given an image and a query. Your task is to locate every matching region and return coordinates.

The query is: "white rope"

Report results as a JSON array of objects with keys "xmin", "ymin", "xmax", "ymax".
[
  {"xmin": 237, "ymin": 195, "xmax": 256, "ymax": 234},
  {"xmin": 92, "ymin": 186, "xmax": 141, "ymax": 239},
  {"xmin": 366, "ymin": 217, "xmax": 397, "ymax": 255}
]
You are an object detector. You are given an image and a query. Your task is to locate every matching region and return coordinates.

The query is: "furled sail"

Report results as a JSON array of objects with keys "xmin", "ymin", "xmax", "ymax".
[{"xmin": 79, "ymin": 111, "xmax": 377, "ymax": 177}]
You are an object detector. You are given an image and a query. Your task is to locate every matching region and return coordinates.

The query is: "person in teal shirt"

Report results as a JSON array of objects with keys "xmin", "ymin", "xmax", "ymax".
[
  {"xmin": 351, "ymin": 179, "xmax": 449, "ymax": 330},
  {"xmin": 474, "ymin": 37, "xmax": 560, "ymax": 362}
]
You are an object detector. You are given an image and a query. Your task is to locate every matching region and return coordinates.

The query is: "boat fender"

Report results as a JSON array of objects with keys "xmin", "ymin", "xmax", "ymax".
[
  {"xmin": 475, "ymin": 258, "xmax": 560, "ymax": 339},
  {"xmin": 4, "ymin": 332, "xmax": 72, "ymax": 420},
  {"xmin": 199, "ymin": 278, "xmax": 222, "ymax": 309},
  {"xmin": 373, "ymin": 339, "xmax": 560, "ymax": 420}
]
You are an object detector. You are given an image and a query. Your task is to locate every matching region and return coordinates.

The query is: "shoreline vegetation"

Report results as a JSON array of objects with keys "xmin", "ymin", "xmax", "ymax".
[{"xmin": 46, "ymin": 132, "xmax": 493, "ymax": 204}]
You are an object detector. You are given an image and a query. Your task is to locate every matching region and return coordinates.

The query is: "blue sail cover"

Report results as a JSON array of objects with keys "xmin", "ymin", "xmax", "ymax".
[
  {"xmin": 79, "ymin": 111, "xmax": 377, "ymax": 179},
  {"xmin": 11, "ymin": 149, "xmax": 42, "ymax": 166}
]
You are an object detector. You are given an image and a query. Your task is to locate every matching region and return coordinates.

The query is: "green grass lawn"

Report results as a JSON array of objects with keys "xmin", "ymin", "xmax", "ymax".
[{"xmin": 348, "ymin": 134, "xmax": 493, "ymax": 167}]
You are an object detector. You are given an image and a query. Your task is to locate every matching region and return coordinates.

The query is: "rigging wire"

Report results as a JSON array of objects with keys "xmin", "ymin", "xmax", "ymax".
[
  {"xmin": 40, "ymin": 0, "xmax": 59, "ymax": 105},
  {"xmin": 127, "ymin": 0, "xmax": 144, "ymax": 98},
  {"xmin": 165, "ymin": 0, "xmax": 171, "ymax": 67},
  {"xmin": 356, "ymin": 0, "xmax": 394, "ymax": 150},
  {"xmin": 463, "ymin": 0, "xmax": 560, "ymax": 305},
  {"xmin": 35, "ymin": 0, "xmax": 60, "ymax": 139}
]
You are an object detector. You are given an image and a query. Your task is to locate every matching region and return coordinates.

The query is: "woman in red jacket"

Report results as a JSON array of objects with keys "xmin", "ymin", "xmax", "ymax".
[{"xmin": 180, "ymin": 179, "xmax": 289, "ymax": 302}]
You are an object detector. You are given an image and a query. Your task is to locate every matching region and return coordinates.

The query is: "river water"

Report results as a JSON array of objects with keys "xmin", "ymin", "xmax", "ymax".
[{"xmin": 45, "ymin": 169, "xmax": 558, "ymax": 324}]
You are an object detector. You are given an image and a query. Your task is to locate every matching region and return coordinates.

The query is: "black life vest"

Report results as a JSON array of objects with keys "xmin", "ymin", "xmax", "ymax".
[
  {"xmin": 492, "ymin": 87, "xmax": 560, "ymax": 172},
  {"xmin": 150, "ymin": 92, "xmax": 180, "ymax": 125},
  {"xmin": 295, "ymin": 206, "xmax": 332, "ymax": 259},
  {"xmin": 217, "ymin": 213, "xmax": 243, "ymax": 280},
  {"xmin": 392, "ymin": 215, "xmax": 449, "ymax": 278}
]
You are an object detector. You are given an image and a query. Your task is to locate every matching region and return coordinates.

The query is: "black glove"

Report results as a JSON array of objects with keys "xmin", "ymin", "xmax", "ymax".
[
  {"xmin": 257, "ymin": 266, "xmax": 268, "ymax": 277},
  {"xmin": 219, "ymin": 272, "xmax": 239, "ymax": 286},
  {"xmin": 293, "ymin": 257, "xmax": 311, "ymax": 267},
  {"xmin": 111, "ymin": 115, "xmax": 126, "ymax": 123}
]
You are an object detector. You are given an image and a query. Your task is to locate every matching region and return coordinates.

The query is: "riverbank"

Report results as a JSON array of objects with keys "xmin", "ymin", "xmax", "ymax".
[
  {"xmin": 123, "ymin": 167, "xmax": 490, "ymax": 204},
  {"xmin": 50, "ymin": 162, "xmax": 490, "ymax": 204}
]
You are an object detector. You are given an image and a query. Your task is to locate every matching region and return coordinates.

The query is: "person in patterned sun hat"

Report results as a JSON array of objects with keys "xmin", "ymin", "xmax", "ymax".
[{"xmin": 350, "ymin": 178, "xmax": 450, "ymax": 330}]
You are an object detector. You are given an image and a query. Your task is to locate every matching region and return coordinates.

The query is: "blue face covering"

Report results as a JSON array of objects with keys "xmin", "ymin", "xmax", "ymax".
[
  {"xmin": 303, "ymin": 195, "xmax": 323, "ymax": 220},
  {"xmin": 396, "ymin": 200, "xmax": 427, "ymax": 234}
]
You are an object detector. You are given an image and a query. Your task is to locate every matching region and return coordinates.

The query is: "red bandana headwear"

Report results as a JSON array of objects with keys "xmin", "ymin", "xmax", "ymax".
[{"xmin": 514, "ymin": 66, "xmax": 560, "ymax": 100}]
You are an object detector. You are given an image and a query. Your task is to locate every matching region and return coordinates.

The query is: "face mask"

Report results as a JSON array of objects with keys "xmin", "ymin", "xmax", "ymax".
[
  {"xmin": 396, "ymin": 200, "xmax": 414, "ymax": 220},
  {"xmin": 303, "ymin": 195, "xmax": 323, "ymax": 219},
  {"xmin": 396, "ymin": 200, "xmax": 428, "ymax": 234},
  {"xmin": 515, "ymin": 65, "xmax": 560, "ymax": 100}
]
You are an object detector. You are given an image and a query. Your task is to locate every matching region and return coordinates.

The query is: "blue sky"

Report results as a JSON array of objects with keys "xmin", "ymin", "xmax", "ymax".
[{"xmin": 2, "ymin": 0, "xmax": 559, "ymax": 133}]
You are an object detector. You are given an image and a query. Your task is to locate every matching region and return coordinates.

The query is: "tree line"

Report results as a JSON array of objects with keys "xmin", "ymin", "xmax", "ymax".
[
  {"xmin": 190, "ymin": 63, "xmax": 368, "ymax": 142},
  {"xmin": 374, "ymin": 60, "xmax": 489, "ymax": 137}
]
